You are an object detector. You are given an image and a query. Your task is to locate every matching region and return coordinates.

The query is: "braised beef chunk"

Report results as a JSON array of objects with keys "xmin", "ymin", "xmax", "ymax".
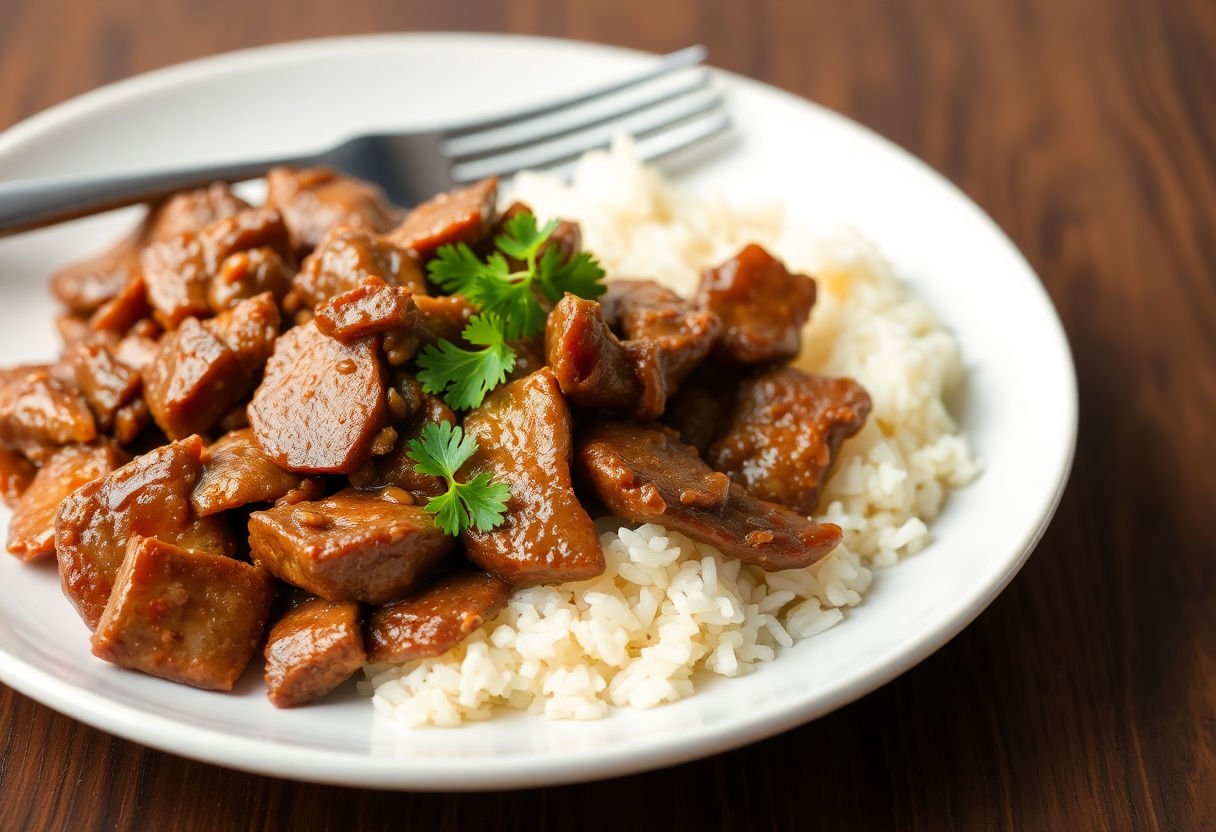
[
  {"xmin": 66, "ymin": 340, "xmax": 141, "ymax": 431},
  {"xmin": 51, "ymin": 235, "xmax": 142, "ymax": 315},
  {"xmin": 248, "ymin": 320, "xmax": 385, "ymax": 474},
  {"xmin": 289, "ymin": 226, "xmax": 426, "ymax": 316},
  {"xmin": 0, "ymin": 366, "xmax": 96, "ymax": 462},
  {"xmin": 249, "ymin": 488, "xmax": 454, "ymax": 604},
  {"xmin": 192, "ymin": 428, "xmax": 306, "ymax": 517},
  {"xmin": 662, "ymin": 374, "xmax": 734, "ymax": 454},
  {"xmin": 91, "ymin": 535, "xmax": 274, "ymax": 691},
  {"xmin": 144, "ymin": 293, "xmax": 279, "ymax": 440},
  {"xmin": 387, "ymin": 177, "xmax": 498, "ymax": 258},
  {"xmin": 142, "ymin": 207, "xmax": 291, "ymax": 329},
  {"xmin": 56, "ymin": 314, "xmax": 94, "ymax": 349},
  {"xmin": 601, "ymin": 279, "xmax": 721, "ymax": 388},
  {"xmin": 0, "ymin": 445, "xmax": 35, "ymax": 508},
  {"xmin": 55, "ymin": 435, "xmax": 236, "ymax": 629},
  {"xmin": 266, "ymin": 167, "xmax": 398, "ymax": 251},
  {"xmin": 112, "ymin": 399, "xmax": 151, "ymax": 446},
  {"xmin": 89, "ymin": 275, "xmax": 151, "ymax": 334},
  {"xmin": 314, "ymin": 278, "xmax": 416, "ymax": 342},
  {"xmin": 147, "ymin": 182, "xmax": 250, "ymax": 242},
  {"xmin": 264, "ymin": 596, "xmax": 366, "ymax": 708},
  {"xmin": 698, "ymin": 244, "xmax": 818, "ymax": 365},
  {"xmin": 544, "ymin": 294, "xmax": 665, "ymax": 419},
  {"xmin": 209, "ymin": 246, "xmax": 294, "ymax": 312},
  {"xmin": 577, "ymin": 422, "xmax": 842, "ymax": 570},
  {"xmin": 365, "ymin": 571, "xmax": 509, "ymax": 663},
  {"xmin": 709, "ymin": 368, "xmax": 871, "ymax": 514},
  {"xmin": 6, "ymin": 442, "xmax": 126, "ymax": 561},
  {"xmin": 112, "ymin": 333, "xmax": 160, "ymax": 373},
  {"xmin": 460, "ymin": 369, "xmax": 604, "ymax": 586},
  {"xmin": 350, "ymin": 390, "xmax": 455, "ymax": 496}
]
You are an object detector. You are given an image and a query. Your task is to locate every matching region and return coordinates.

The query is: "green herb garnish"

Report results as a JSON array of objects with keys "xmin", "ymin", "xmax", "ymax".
[
  {"xmin": 415, "ymin": 314, "xmax": 517, "ymax": 411},
  {"xmin": 405, "ymin": 421, "xmax": 511, "ymax": 536}
]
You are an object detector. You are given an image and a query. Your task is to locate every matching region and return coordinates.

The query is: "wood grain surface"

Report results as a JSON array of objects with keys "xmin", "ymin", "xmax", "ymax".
[{"xmin": 2, "ymin": 0, "xmax": 1214, "ymax": 829}]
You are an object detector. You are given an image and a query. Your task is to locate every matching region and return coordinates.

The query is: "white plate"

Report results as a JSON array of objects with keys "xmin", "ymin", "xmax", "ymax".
[{"xmin": 0, "ymin": 34, "xmax": 1076, "ymax": 790}]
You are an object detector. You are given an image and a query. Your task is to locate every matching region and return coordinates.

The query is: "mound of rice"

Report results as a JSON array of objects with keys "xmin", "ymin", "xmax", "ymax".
[{"xmin": 362, "ymin": 141, "xmax": 979, "ymax": 726}]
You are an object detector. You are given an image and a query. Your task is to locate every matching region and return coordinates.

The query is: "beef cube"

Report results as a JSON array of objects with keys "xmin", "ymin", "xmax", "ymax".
[
  {"xmin": 708, "ymin": 368, "xmax": 872, "ymax": 513},
  {"xmin": 50, "ymin": 234, "xmax": 142, "ymax": 315},
  {"xmin": 248, "ymin": 488, "xmax": 454, "ymax": 604},
  {"xmin": 365, "ymin": 571, "xmax": 509, "ymax": 663},
  {"xmin": 66, "ymin": 340, "xmax": 142, "ymax": 431},
  {"xmin": 55, "ymin": 435, "xmax": 236, "ymax": 629},
  {"xmin": 208, "ymin": 246, "xmax": 294, "ymax": 312},
  {"xmin": 0, "ymin": 366, "xmax": 96, "ymax": 462},
  {"xmin": 89, "ymin": 275, "xmax": 151, "ymax": 334},
  {"xmin": 6, "ymin": 442, "xmax": 126, "ymax": 561},
  {"xmin": 697, "ymin": 244, "xmax": 818, "ymax": 366},
  {"xmin": 600, "ymin": 279, "xmax": 720, "ymax": 388},
  {"xmin": 289, "ymin": 226, "xmax": 427, "ymax": 315},
  {"xmin": 248, "ymin": 320, "xmax": 385, "ymax": 474},
  {"xmin": 56, "ymin": 314, "xmax": 94, "ymax": 349},
  {"xmin": 460, "ymin": 369, "xmax": 604, "ymax": 586},
  {"xmin": 387, "ymin": 178, "xmax": 498, "ymax": 258},
  {"xmin": 147, "ymin": 182, "xmax": 250, "ymax": 242},
  {"xmin": 314, "ymin": 278, "xmax": 416, "ymax": 342},
  {"xmin": 264, "ymin": 597, "xmax": 366, "ymax": 708},
  {"xmin": 91, "ymin": 536, "xmax": 273, "ymax": 691},
  {"xmin": 192, "ymin": 428, "xmax": 307, "ymax": 516},
  {"xmin": 0, "ymin": 445, "xmax": 35, "ymax": 508},
  {"xmin": 143, "ymin": 294, "xmax": 279, "ymax": 440},
  {"xmin": 576, "ymin": 422, "xmax": 842, "ymax": 571},
  {"xmin": 266, "ymin": 167, "xmax": 398, "ymax": 252}
]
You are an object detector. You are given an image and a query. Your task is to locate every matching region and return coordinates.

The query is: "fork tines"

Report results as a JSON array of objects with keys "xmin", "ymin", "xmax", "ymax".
[{"xmin": 443, "ymin": 45, "xmax": 731, "ymax": 182}]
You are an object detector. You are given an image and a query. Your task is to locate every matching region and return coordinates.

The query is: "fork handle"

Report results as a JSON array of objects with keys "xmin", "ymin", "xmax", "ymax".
[{"xmin": 0, "ymin": 153, "xmax": 319, "ymax": 237}]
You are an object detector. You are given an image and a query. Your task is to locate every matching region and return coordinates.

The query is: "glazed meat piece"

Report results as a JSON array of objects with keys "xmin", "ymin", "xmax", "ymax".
[
  {"xmin": 142, "ymin": 207, "xmax": 291, "ymax": 329},
  {"xmin": 56, "ymin": 314, "xmax": 94, "ymax": 349},
  {"xmin": 112, "ymin": 332, "xmax": 160, "ymax": 373},
  {"xmin": 289, "ymin": 226, "xmax": 427, "ymax": 315},
  {"xmin": 697, "ymin": 244, "xmax": 818, "ymax": 365},
  {"xmin": 350, "ymin": 390, "xmax": 455, "ymax": 497},
  {"xmin": 708, "ymin": 368, "xmax": 872, "ymax": 514},
  {"xmin": 601, "ymin": 279, "xmax": 720, "ymax": 388},
  {"xmin": 50, "ymin": 234, "xmax": 142, "ymax": 315},
  {"xmin": 147, "ymin": 182, "xmax": 250, "ymax": 242},
  {"xmin": 249, "ymin": 488, "xmax": 454, "ymax": 604},
  {"xmin": 544, "ymin": 294, "xmax": 665, "ymax": 419},
  {"xmin": 365, "ymin": 571, "xmax": 509, "ymax": 663},
  {"xmin": 143, "ymin": 293, "xmax": 279, "ymax": 440},
  {"xmin": 208, "ymin": 246, "xmax": 294, "ymax": 312},
  {"xmin": 66, "ymin": 340, "xmax": 141, "ymax": 432},
  {"xmin": 91, "ymin": 536, "xmax": 274, "ymax": 691},
  {"xmin": 264, "ymin": 596, "xmax": 366, "ymax": 708},
  {"xmin": 314, "ymin": 278, "xmax": 416, "ymax": 343},
  {"xmin": 191, "ymin": 428, "xmax": 307, "ymax": 517},
  {"xmin": 460, "ymin": 369, "xmax": 604, "ymax": 586},
  {"xmin": 576, "ymin": 422, "xmax": 842, "ymax": 570},
  {"xmin": 6, "ymin": 442, "xmax": 126, "ymax": 561},
  {"xmin": 0, "ymin": 445, "xmax": 35, "ymax": 508},
  {"xmin": 248, "ymin": 320, "xmax": 385, "ymax": 474},
  {"xmin": 89, "ymin": 274, "xmax": 151, "ymax": 334},
  {"xmin": 662, "ymin": 374, "xmax": 734, "ymax": 454},
  {"xmin": 0, "ymin": 366, "xmax": 96, "ymax": 462},
  {"xmin": 387, "ymin": 177, "xmax": 498, "ymax": 258},
  {"xmin": 266, "ymin": 167, "xmax": 398, "ymax": 251},
  {"xmin": 55, "ymin": 435, "xmax": 236, "ymax": 629}
]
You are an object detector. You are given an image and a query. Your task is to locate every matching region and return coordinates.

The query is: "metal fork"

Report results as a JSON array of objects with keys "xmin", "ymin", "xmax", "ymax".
[{"xmin": 0, "ymin": 45, "xmax": 729, "ymax": 237}]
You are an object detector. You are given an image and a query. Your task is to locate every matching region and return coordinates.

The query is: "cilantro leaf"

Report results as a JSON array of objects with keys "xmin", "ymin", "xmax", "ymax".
[
  {"xmin": 495, "ymin": 211, "xmax": 559, "ymax": 261},
  {"xmin": 415, "ymin": 313, "xmax": 517, "ymax": 410},
  {"xmin": 536, "ymin": 247, "xmax": 607, "ymax": 303},
  {"xmin": 427, "ymin": 243, "xmax": 507, "ymax": 294},
  {"xmin": 405, "ymin": 422, "xmax": 511, "ymax": 536}
]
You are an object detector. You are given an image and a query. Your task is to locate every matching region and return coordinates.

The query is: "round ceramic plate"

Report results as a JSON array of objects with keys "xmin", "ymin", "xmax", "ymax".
[{"xmin": 0, "ymin": 34, "xmax": 1076, "ymax": 790}]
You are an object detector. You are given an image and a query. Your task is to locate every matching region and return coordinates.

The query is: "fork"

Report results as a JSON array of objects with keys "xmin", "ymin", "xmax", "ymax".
[{"xmin": 0, "ymin": 45, "xmax": 729, "ymax": 237}]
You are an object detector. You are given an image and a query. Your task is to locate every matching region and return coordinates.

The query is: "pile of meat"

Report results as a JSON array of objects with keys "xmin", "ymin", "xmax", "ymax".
[{"xmin": 0, "ymin": 168, "xmax": 871, "ymax": 708}]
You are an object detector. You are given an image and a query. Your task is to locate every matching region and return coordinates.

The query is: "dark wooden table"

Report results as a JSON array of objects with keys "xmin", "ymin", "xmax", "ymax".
[{"xmin": 2, "ymin": 0, "xmax": 1213, "ymax": 828}]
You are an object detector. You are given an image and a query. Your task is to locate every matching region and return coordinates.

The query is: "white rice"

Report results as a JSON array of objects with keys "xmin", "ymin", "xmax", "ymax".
[{"xmin": 362, "ymin": 140, "xmax": 979, "ymax": 726}]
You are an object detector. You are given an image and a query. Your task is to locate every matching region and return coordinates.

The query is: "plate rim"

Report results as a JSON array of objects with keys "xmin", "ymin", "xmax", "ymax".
[{"xmin": 0, "ymin": 32, "xmax": 1078, "ymax": 790}]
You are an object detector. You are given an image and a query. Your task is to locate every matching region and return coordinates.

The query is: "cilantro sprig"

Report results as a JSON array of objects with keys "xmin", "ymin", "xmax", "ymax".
[
  {"xmin": 405, "ymin": 421, "xmax": 511, "ymax": 536},
  {"xmin": 416, "ymin": 314, "xmax": 516, "ymax": 411},
  {"xmin": 428, "ymin": 211, "xmax": 607, "ymax": 342}
]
